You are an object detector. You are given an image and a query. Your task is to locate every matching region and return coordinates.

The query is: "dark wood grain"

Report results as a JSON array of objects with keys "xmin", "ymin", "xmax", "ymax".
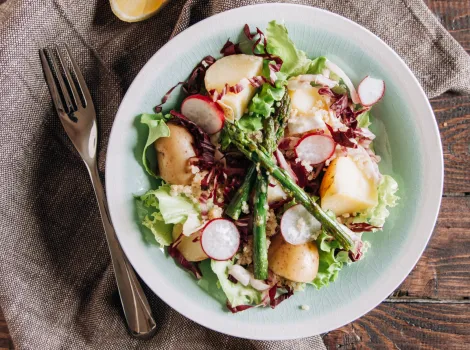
[
  {"xmin": 392, "ymin": 197, "xmax": 470, "ymax": 300},
  {"xmin": 425, "ymin": 0, "xmax": 470, "ymax": 53},
  {"xmin": 432, "ymin": 93, "xmax": 470, "ymax": 194},
  {"xmin": 0, "ymin": 308, "xmax": 12, "ymax": 350},
  {"xmin": 323, "ymin": 303, "xmax": 470, "ymax": 350}
]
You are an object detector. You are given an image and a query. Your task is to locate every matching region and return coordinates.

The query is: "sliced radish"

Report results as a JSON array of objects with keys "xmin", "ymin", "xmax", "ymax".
[
  {"xmin": 274, "ymin": 149, "xmax": 298, "ymax": 183},
  {"xmin": 281, "ymin": 204, "xmax": 322, "ymax": 245},
  {"xmin": 295, "ymin": 133, "xmax": 335, "ymax": 165},
  {"xmin": 249, "ymin": 277, "xmax": 270, "ymax": 291},
  {"xmin": 181, "ymin": 94, "xmax": 225, "ymax": 134},
  {"xmin": 228, "ymin": 264, "xmax": 251, "ymax": 286},
  {"xmin": 325, "ymin": 60, "xmax": 360, "ymax": 104},
  {"xmin": 200, "ymin": 219, "xmax": 240, "ymax": 261},
  {"xmin": 357, "ymin": 76, "xmax": 385, "ymax": 106}
]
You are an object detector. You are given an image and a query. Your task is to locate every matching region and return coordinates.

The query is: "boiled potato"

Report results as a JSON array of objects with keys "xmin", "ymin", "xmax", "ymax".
[
  {"xmin": 204, "ymin": 54, "xmax": 263, "ymax": 121},
  {"xmin": 172, "ymin": 224, "xmax": 208, "ymax": 262},
  {"xmin": 320, "ymin": 156, "xmax": 378, "ymax": 216},
  {"xmin": 155, "ymin": 123, "xmax": 195, "ymax": 185},
  {"xmin": 268, "ymin": 234, "xmax": 319, "ymax": 283},
  {"xmin": 288, "ymin": 85, "xmax": 328, "ymax": 114}
]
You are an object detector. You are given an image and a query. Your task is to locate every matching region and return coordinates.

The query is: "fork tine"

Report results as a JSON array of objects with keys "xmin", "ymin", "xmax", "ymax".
[
  {"xmin": 55, "ymin": 45, "xmax": 82, "ymax": 109},
  {"xmin": 39, "ymin": 49, "xmax": 66, "ymax": 114},
  {"xmin": 64, "ymin": 44, "xmax": 93, "ymax": 108},
  {"xmin": 44, "ymin": 48, "xmax": 75, "ymax": 113}
]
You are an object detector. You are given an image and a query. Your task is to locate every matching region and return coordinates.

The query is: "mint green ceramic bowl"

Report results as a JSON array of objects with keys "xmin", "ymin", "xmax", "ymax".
[{"xmin": 106, "ymin": 4, "xmax": 443, "ymax": 340}]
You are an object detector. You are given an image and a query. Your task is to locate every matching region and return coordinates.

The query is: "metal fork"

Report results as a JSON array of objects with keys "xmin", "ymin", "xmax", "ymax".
[{"xmin": 39, "ymin": 45, "xmax": 156, "ymax": 338}]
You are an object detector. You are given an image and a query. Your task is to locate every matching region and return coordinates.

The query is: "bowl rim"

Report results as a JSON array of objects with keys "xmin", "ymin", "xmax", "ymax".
[{"xmin": 105, "ymin": 3, "xmax": 443, "ymax": 340}]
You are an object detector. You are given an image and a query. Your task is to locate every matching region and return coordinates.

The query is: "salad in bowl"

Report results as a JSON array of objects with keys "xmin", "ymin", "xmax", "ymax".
[{"xmin": 135, "ymin": 21, "xmax": 399, "ymax": 312}]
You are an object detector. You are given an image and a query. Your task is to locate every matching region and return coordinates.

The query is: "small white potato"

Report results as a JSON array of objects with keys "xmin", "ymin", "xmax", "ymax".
[
  {"xmin": 268, "ymin": 234, "xmax": 319, "ymax": 283},
  {"xmin": 172, "ymin": 224, "xmax": 208, "ymax": 262},
  {"xmin": 155, "ymin": 123, "xmax": 196, "ymax": 185}
]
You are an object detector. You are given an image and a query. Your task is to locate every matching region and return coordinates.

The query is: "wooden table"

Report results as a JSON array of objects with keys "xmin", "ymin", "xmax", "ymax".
[{"xmin": 1, "ymin": 1, "xmax": 469, "ymax": 348}]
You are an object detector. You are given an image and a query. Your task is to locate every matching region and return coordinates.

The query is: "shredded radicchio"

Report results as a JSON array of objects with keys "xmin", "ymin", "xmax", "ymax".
[
  {"xmin": 348, "ymin": 223, "xmax": 381, "ymax": 232},
  {"xmin": 154, "ymin": 56, "xmax": 216, "ymax": 112},
  {"xmin": 234, "ymin": 216, "xmax": 251, "ymax": 243},
  {"xmin": 243, "ymin": 24, "xmax": 283, "ymax": 83},
  {"xmin": 348, "ymin": 241, "xmax": 364, "ymax": 262},
  {"xmin": 220, "ymin": 39, "xmax": 242, "ymax": 56},
  {"xmin": 169, "ymin": 110, "xmax": 215, "ymax": 171},
  {"xmin": 326, "ymin": 124, "xmax": 357, "ymax": 149},
  {"xmin": 268, "ymin": 285, "xmax": 294, "ymax": 309},
  {"xmin": 168, "ymin": 241, "xmax": 202, "ymax": 279},
  {"xmin": 226, "ymin": 301, "xmax": 255, "ymax": 313}
]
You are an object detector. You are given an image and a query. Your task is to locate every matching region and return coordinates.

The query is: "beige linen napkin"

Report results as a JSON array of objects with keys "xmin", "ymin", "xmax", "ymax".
[{"xmin": 0, "ymin": 0, "xmax": 469, "ymax": 349}]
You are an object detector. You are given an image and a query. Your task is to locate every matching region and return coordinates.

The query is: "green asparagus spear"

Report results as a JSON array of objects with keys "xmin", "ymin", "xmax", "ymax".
[
  {"xmin": 225, "ymin": 164, "xmax": 257, "ymax": 220},
  {"xmin": 252, "ymin": 94, "xmax": 290, "ymax": 279},
  {"xmin": 224, "ymin": 122, "xmax": 355, "ymax": 252},
  {"xmin": 252, "ymin": 169, "xmax": 269, "ymax": 279},
  {"xmin": 224, "ymin": 93, "xmax": 289, "ymax": 220}
]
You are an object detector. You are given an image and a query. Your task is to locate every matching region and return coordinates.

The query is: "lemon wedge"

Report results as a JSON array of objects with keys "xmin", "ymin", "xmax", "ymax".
[{"xmin": 110, "ymin": 0, "xmax": 165, "ymax": 22}]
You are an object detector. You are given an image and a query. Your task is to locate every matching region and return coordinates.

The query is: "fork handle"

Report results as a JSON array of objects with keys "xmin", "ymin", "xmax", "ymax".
[{"xmin": 87, "ymin": 163, "xmax": 157, "ymax": 339}]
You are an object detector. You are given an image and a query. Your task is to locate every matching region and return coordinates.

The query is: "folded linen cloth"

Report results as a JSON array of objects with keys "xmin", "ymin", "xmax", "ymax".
[{"xmin": 0, "ymin": 0, "xmax": 469, "ymax": 349}]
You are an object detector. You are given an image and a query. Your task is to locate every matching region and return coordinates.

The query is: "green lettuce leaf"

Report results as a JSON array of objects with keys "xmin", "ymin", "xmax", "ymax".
[
  {"xmin": 140, "ymin": 113, "xmax": 170, "ymax": 177},
  {"xmin": 136, "ymin": 185, "xmax": 201, "ymax": 247},
  {"xmin": 237, "ymin": 114, "xmax": 263, "ymax": 132},
  {"xmin": 357, "ymin": 110, "xmax": 371, "ymax": 128},
  {"xmin": 211, "ymin": 260, "xmax": 263, "ymax": 307},
  {"xmin": 307, "ymin": 56, "xmax": 327, "ymax": 74},
  {"xmin": 265, "ymin": 21, "xmax": 311, "ymax": 77},
  {"xmin": 311, "ymin": 230, "xmax": 348, "ymax": 289},
  {"xmin": 135, "ymin": 191, "xmax": 173, "ymax": 247},
  {"xmin": 248, "ymin": 82, "xmax": 286, "ymax": 118},
  {"xmin": 353, "ymin": 175, "xmax": 399, "ymax": 227},
  {"xmin": 145, "ymin": 185, "xmax": 200, "ymax": 225}
]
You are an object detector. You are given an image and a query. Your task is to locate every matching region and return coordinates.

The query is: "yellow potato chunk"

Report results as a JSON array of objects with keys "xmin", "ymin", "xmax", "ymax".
[
  {"xmin": 172, "ymin": 224, "xmax": 208, "ymax": 262},
  {"xmin": 268, "ymin": 234, "xmax": 319, "ymax": 283},
  {"xmin": 288, "ymin": 85, "xmax": 328, "ymax": 114},
  {"xmin": 204, "ymin": 54, "xmax": 263, "ymax": 121},
  {"xmin": 155, "ymin": 123, "xmax": 195, "ymax": 185},
  {"xmin": 320, "ymin": 156, "xmax": 378, "ymax": 216}
]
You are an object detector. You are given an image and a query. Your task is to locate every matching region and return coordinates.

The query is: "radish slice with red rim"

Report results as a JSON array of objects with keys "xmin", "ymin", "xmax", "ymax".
[
  {"xmin": 357, "ymin": 76, "xmax": 385, "ymax": 106},
  {"xmin": 295, "ymin": 133, "xmax": 335, "ymax": 165},
  {"xmin": 200, "ymin": 219, "xmax": 240, "ymax": 261},
  {"xmin": 281, "ymin": 204, "xmax": 322, "ymax": 245},
  {"xmin": 181, "ymin": 94, "xmax": 225, "ymax": 134}
]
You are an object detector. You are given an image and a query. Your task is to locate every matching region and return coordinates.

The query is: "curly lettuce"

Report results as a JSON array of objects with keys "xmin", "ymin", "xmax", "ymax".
[
  {"xmin": 265, "ymin": 21, "xmax": 311, "ymax": 77},
  {"xmin": 211, "ymin": 260, "xmax": 263, "ymax": 307},
  {"xmin": 311, "ymin": 230, "xmax": 350, "ymax": 289},
  {"xmin": 248, "ymin": 82, "xmax": 286, "ymax": 118},
  {"xmin": 140, "ymin": 113, "xmax": 170, "ymax": 178},
  {"xmin": 353, "ymin": 175, "xmax": 399, "ymax": 228},
  {"xmin": 136, "ymin": 185, "xmax": 201, "ymax": 247}
]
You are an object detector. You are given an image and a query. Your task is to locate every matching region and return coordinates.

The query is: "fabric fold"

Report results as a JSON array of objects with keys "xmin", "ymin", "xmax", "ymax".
[{"xmin": 0, "ymin": 0, "xmax": 468, "ymax": 349}]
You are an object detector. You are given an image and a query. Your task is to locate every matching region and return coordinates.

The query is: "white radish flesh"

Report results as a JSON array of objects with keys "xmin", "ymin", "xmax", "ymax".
[
  {"xmin": 274, "ymin": 149, "xmax": 298, "ymax": 183},
  {"xmin": 181, "ymin": 94, "xmax": 225, "ymax": 134},
  {"xmin": 295, "ymin": 134, "xmax": 335, "ymax": 165},
  {"xmin": 228, "ymin": 264, "xmax": 251, "ymax": 286},
  {"xmin": 281, "ymin": 204, "xmax": 322, "ymax": 245},
  {"xmin": 249, "ymin": 277, "xmax": 271, "ymax": 291},
  {"xmin": 200, "ymin": 219, "xmax": 240, "ymax": 261},
  {"xmin": 357, "ymin": 76, "xmax": 385, "ymax": 106},
  {"xmin": 325, "ymin": 60, "xmax": 360, "ymax": 104}
]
